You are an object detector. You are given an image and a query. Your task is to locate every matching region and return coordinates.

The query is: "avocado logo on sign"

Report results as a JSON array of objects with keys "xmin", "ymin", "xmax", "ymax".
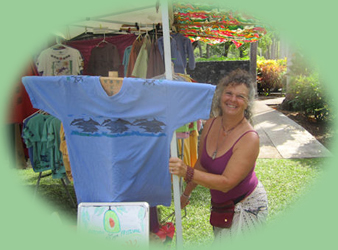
[{"xmin": 104, "ymin": 207, "xmax": 121, "ymax": 233}]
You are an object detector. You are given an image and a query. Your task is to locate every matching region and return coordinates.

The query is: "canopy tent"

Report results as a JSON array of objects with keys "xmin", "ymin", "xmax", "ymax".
[
  {"xmin": 50, "ymin": 1, "xmax": 267, "ymax": 247},
  {"xmin": 56, "ymin": 0, "xmax": 265, "ymax": 83},
  {"xmin": 62, "ymin": 4, "xmax": 164, "ymax": 39},
  {"xmin": 58, "ymin": 1, "xmax": 267, "ymax": 48}
]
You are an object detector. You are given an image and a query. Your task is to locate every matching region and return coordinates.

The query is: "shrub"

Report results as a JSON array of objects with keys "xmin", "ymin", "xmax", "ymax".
[
  {"xmin": 257, "ymin": 59, "xmax": 287, "ymax": 95},
  {"xmin": 287, "ymin": 73, "xmax": 330, "ymax": 122}
]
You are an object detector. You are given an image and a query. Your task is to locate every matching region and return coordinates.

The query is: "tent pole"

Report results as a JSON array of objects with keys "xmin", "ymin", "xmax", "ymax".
[
  {"xmin": 161, "ymin": 0, "xmax": 183, "ymax": 249},
  {"xmin": 161, "ymin": 1, "xmax": 173, "ymax": 81}
]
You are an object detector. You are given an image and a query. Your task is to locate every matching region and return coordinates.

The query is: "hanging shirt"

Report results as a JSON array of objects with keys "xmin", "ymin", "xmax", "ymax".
[
  {"xmin": 36, "ymin": 46, "xmax": 83, "ymax": 76},
  {"xmin": 22, "ymin": 113, "xmax": 66, "ymax": 178},
  {"xmin": 131, "ymin": 36, "xmax": 152, "ymax": 78},
  {"xmin": 126, "ymin": 39, "xmax": 143, "ymax": 77},
  {"xmin": 22, "ymin": 113, "xmax": 53, "ymax": 172},
  {"xmin": 146, "ymin": 40, "xmax": 165, "ymax": 78},
  {"xmin": 43, "ymin": 116, "xmax": 65, "ymax": 179},
  {"xmin": 22, "ymin": 113, "xmax": 38, "ymax": 166},
  {"xmin": 171, "ymin": 33, "xmax": 196, "ymax": 71},
  {"xmin": 87, "ymin": 43, "xmax": 121, "ymax": 76},
  {"xmin": 60, "ymin": 123, "xmax": 73, "ymax": 181},
  {"xmin": 158, "ymin": 36, "xmax": 186, "ymax": 74},
  {"xmin": 122, "ymin": 46, "xmax": 132, "ymax": 77},
  {"xmin": 22, "ymin": 76, "xmax": 215, "ymax": 206}
]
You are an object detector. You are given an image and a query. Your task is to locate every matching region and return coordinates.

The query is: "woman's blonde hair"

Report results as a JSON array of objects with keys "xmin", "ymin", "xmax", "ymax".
[{"xmin": 211, "ymin": 69, "xmax": 256, "ymax": 123}]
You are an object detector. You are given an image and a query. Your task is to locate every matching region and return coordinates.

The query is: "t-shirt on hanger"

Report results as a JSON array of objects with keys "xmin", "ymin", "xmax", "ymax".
[
  {"xmin": 36, "ymin": 46, "xmax": 83, "ymax": 76},
  {"xmin": 22, "ymin": 75, "xmax": 215, "ymax": 206}
]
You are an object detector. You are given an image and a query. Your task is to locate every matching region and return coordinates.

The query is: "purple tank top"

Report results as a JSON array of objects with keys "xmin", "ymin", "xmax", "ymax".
[{"xmin": 200, "ymin": 118, "xmax": 258, "ymax": 203}]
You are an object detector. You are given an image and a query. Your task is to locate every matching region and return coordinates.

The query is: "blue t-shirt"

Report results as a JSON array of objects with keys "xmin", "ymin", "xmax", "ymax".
[{"xmin": 22, "ymin": 75, "xmax": 215, "ymax": 206}]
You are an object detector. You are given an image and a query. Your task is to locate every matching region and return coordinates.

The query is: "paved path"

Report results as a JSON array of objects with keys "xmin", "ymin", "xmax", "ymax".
[{"xmin": 252, "ymin": 97, "xmax": 332, "ymax": 158}]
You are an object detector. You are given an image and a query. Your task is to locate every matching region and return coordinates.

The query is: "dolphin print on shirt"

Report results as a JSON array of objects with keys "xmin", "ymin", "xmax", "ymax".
[{"xmin": 69, "ymin": 116, "xmax": 166, "ymax": 138}]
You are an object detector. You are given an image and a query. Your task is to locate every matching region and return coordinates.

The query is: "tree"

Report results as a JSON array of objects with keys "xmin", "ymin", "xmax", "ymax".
[
  {"xmin": 223, "ymin": 41, "xmax": 232, "ymax": 57},
  {"xmin": 257, "ymin": 30, "xmax": 281, "ymax": 59}
]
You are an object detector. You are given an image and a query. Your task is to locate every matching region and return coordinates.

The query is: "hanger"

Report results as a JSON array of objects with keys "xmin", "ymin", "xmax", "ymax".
[
  {"xmin": 143, "ymin": 30, "xmax": 151, "ymax": 42},
  {"xmin": 23, "ymin": 110, "xmax": 39, "ymax": 123},
  {"xmin": 23, "ymin": 110, "xmax": 50, "ymax": 123},
  {"xmin": 136, "ymin": 30, "xmax": 143, "ymax": 42},
  {"xmin": 100, "ymin": 71, "xmax": 124, "ymax": 96},
  {"xmin": 106, "ymin": 71, "xmax": 123, "ymax": 81},
  {"xmin": 51, "ymin": 36, "xmax": 68, "ymax": 50},
  {"xmin": 135, "ymin": 22, "xmax": 152, "ymax": 42},
  {"xmin": 96, "ymin": 32, "xmax": 110, "ymax": 47},
  {"xmin": 39, "ymin": 110, "xmax": 49, "ymax": 115}
]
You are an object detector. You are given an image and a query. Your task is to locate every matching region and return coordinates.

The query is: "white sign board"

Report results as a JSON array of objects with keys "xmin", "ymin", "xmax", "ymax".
[{"xmin": 77, "ymin": 202, "xmax": 149, "ymax": 247}]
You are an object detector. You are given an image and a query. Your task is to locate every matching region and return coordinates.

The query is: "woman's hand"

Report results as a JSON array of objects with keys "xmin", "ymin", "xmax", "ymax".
[
  {"xmin": 169, "ymin": 157, "xmax": 194, "ymax": 208},
  {"xmin": 169, "ymin": 157, "xmax": 187, "ymax": 178}
]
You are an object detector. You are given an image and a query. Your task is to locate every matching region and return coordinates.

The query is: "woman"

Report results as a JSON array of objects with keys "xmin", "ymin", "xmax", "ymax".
[{"xmin": 169, "ymin": 69, "xmax": 268, "ymax": 242}]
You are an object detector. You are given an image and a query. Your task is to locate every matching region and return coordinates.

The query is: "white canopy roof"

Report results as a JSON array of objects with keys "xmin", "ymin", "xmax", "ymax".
[{"xmin": 57, "ymin": 1, "xmax": 165, "ymax": 39}]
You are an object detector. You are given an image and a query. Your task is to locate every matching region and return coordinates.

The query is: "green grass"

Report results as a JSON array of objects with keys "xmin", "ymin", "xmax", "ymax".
[
  {"xmin": 255, "ymin": 158, "xmax": 325, "ymax": 221},
  {"xmin": 15, "ymin": 158, "xmax": 325, "ymax": 248},
  {"xmin": 16, "ymin": 169, "xmax": 78, "ymax": 225}
]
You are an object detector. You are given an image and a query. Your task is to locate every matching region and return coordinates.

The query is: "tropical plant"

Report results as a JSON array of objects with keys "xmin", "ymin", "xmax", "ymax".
[
  {"xmin": 256, "ymin": 58, "xmax": 287, "ymax": 95},
  {"xmin": 287, "ymin": 73, "xmax": 330, "ymax": 122},
  {"xmin": 281, "ymin": 50, "xmax": 332, "ymax": 123}
]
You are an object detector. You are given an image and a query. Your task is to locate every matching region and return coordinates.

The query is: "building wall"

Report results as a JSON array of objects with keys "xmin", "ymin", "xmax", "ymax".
[{"xmin": 187, "ymin": 61, "xmax": 251, "ymax": 85}]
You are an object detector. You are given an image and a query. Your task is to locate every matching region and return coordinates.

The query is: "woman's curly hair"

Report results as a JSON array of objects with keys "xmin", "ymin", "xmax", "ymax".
[{"xmin": 211, "ymin": 68, "xmax": 256, "ymax": 123}]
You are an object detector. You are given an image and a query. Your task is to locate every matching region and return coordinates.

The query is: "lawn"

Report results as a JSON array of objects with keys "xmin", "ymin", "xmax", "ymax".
[{"xmin": 15, "ymin": 158, "xmax": 325, "ymax": 248}]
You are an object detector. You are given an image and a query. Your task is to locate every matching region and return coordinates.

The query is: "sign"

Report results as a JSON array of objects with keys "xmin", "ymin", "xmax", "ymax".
[{"xmin": 77, "ymin": 202, "xmax": 149, "ymax": 247}]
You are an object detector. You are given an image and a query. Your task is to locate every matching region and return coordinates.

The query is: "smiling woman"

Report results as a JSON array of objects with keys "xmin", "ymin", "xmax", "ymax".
[
  {"xmin": 169, "ymin": 69, "xmax": 268, "ymax": 243},
  {"xmin": 1, "ymin": 1, "xmax": 338, "ymax": 250},
  {"xmin": 221, "ymin": 85, "xmax": 248, "ymax": 118},
  {"xmin": 212, "ymin": 69, "xmax": 256, "ymax": 122}
]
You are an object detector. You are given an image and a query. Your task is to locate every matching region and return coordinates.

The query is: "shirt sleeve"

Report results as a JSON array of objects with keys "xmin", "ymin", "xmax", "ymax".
[
  {"xmin": 157, "ymin": 37, "xmax": 164, "ymax": 58},
  {"xmin": 112, "ymin": 44, "xmax": 121, "ymax": 70},
  {"xmin": 36, "ymin": 49, "xmax": 48, "ymax": 75},
  {"xmin": 74, "ymin": 49, "xmax": 84, "ymax": 75},
  {"xmin": 22, "ymin": 76, "xmax": 68, "ymax": 120},
  {"xmin": 165, "ymin": 80, "xmax": 215, "ymax": 131},
  {"xmin": 185, "ymin": 37, "xmax": 196, "ymax": 70}
]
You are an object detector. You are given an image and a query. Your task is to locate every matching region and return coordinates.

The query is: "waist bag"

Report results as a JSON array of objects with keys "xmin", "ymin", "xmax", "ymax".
[{"xmin": 210, "ymin": 200, "xmax": 235, "ymax": 228}]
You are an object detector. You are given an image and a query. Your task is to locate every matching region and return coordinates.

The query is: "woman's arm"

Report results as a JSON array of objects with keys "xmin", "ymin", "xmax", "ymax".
[
  {"xmin": 170, "ymin": 130, "xmax": 259, "ymax": 193},
  {"xmin": 173, "ymin": 118, "xmax": 213, "ymax": 207}
]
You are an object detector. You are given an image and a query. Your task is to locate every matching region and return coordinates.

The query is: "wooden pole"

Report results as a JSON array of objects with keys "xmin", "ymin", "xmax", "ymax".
[{"xmin": 250, "ymin": 42, "xmax": 258, "ymax": 95}]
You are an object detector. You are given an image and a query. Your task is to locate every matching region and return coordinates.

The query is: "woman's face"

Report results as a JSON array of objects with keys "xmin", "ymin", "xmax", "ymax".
[{"xmin": 220, "ymin": 83, "xmax": 249, "ymax": 117}]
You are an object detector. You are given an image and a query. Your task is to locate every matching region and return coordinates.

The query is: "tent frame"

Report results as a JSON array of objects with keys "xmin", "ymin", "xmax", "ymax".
[{"xmin": 63, "ymin": 1, "xmax": 260, "ymax": 247}]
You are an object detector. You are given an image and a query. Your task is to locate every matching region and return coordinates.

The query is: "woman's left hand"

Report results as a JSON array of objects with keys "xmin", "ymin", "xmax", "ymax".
[{"xmin": 169, "ymin": 157, "xmax": 187, "ymax": 178}]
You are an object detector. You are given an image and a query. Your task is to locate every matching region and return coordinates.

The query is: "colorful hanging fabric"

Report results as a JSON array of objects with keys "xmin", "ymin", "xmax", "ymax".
[{"xmin": 173, "ymin": 2, "xmax": 267, "ymax": 47}]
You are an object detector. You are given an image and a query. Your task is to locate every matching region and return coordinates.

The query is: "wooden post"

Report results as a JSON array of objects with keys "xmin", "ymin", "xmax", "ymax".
[
  {"xmin": 250, "ymin": 42, "xmax": 258, "ymax": 95},
  {"xmin": 206, "ymin": 44, "xmax": 210, "ymax": 58}
]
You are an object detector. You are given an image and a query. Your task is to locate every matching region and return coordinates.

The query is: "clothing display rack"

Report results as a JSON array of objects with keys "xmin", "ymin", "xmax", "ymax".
[
  {"xmin": 21, "ymin": 1, "xmax": 197, "ymax": 247},
  {"xmin": 35, "ymin": 171, "xmax": 76, "ymax": 208},
  {"xmin": 22, "ymin": 110, "xmax": 76, "ymax": 208}
]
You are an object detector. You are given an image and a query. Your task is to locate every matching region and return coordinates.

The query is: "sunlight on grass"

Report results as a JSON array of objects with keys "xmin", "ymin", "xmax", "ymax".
[
  {"xmin": 15, "ymin": 158, "xmax": 325, "ymax": 248},
  {"xmin": 255, "ymin": 158, "xmax": 324, "ymax": 221},
  {"xmin": 158, "ymin": 158, "xmax": 324, "ymax": 248}
]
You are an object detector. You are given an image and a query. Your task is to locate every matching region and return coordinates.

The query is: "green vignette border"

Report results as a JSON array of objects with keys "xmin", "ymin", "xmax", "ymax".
[{"xmin": 0, "ymin": 0, "xmax": 337, "ymax": 250}]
